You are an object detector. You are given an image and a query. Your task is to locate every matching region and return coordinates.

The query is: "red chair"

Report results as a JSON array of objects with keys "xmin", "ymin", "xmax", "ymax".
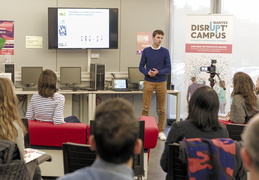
[
  {"xmin": 138, "ymin": 116, "xmax": 159, "ymax": 150},
  {"xmin": 28, "ymin": 120, "xmax": 88, "ymax": 147}
]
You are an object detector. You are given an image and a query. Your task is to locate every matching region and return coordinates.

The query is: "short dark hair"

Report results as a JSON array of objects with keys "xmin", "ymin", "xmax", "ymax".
[
  {"xmin": 38, "ymin": 69, "xmax": 57, "ymax": 98},
  {"xmin": 187, "ymin": 86, "xmax": 222, "ymax": 131},
  {"xmin": 152, "ymin": 29, "xmax": 164, "ymax": 37},
  {"xmin": 93, "ymin": 98, "xmax": 139, "ymax": 164},
  {"xmin": 191, "ymin": 77, "xmax": 196, "ymax": 82}
]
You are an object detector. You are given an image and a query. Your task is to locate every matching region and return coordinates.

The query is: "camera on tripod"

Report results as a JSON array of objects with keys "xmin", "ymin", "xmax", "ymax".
[
  {"xmin": 200, "ymin": 59, "xmax": 217, "ymax": 74},
  {"xmin": 199, "ymin": 59, "xmax": 222, "ymax": 88}
]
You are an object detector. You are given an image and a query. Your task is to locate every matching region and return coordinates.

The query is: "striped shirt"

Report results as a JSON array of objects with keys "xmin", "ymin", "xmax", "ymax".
[{"xmin": 25, "ymin": 92, "xmax": 65, "ymax": 125}]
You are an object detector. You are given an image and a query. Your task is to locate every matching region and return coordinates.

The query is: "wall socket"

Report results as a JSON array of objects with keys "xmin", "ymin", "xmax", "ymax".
[{"xmin": 91, "ymin": 53, "xmax": 100, "ymax": 59}]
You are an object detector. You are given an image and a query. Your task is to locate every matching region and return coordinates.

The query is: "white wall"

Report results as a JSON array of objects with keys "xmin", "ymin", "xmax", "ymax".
[
  {"xmin": 0, "ymin": 0, "xmax": 170, "ymax": 76},
  {"xmin": 2, "ymin": 0, "xmax": 171, "ymax": 122}
]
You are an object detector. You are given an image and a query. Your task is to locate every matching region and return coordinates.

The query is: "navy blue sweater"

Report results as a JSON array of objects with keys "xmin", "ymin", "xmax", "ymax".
[{"xmin": 139, "ymin": 47, "xmax": 171, "ymax": 82}]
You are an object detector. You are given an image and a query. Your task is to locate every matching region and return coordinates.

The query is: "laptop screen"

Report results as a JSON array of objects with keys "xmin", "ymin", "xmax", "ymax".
[
  {"xmin": 112, "ymin": 79, "xmax": 128, "ymax": 90},
  {"xmin": 139, "ymin": 80, "xmax": 144, "ymax": 90}
]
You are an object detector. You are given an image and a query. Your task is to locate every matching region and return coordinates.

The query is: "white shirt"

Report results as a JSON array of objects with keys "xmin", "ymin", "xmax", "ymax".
[{"xmin": 26, "ymin": 92, "xmax": 65, "ymax": 125}]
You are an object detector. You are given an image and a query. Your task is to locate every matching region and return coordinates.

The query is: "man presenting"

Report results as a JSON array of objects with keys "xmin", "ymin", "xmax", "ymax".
[{"xmin": 139, "ymin": 29, "xmax": 171, "ymax": 141}]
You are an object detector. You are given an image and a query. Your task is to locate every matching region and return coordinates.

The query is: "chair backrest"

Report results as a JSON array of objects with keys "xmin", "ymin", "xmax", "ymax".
[
  {"xmin": 21, "ymin": 117, "xmax": 31, "ymax": 148},
  {"xmin": 133, "ymin": 120, "xmax": 144, "ymax": 176},
  {"xmin": 63, "ymin": 143, "xmax": 96, "ymax": 174},
  {"xmin": 168, "ymin": 143, "xmax": 188, "ymax": 180},
  {"xmin": 226, "ymin": 123, "xmax": 247, "ymax": 141}
]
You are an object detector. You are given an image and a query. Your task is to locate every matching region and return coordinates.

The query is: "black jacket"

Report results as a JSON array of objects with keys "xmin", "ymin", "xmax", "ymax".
[{"xmin": 0, "ymin": 140, "xmax": 30, "ymax": 180}]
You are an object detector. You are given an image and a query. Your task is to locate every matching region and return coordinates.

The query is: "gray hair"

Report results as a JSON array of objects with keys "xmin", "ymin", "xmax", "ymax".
[{"xmin": 241, "ymin": 113, "xmax": 259, "ymax": 171}]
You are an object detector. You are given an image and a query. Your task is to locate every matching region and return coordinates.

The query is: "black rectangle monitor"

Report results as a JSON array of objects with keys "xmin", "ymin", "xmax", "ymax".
[
  {"xmin": 48, "ymin": 7, "xmax": 118, "ymax": 49},
  {"xmin": 21, "ymin": 67, "xmax": 43, "ymax": 86},
  {"xmin": 128, "ymin": 67, "xmax": 144, "ymax": 84},
  {"xmin": 60, "ymin": 67, "xmax": 81, "ymax": 85},
  {"xmin": 128, "ymin": 67, "xmax": 144, "ymax": 91}
]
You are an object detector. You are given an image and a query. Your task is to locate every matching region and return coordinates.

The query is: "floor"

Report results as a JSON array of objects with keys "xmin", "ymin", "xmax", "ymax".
[{"xmin": 147, "ymin": 124, "xmax": 171, "ymax": 180}]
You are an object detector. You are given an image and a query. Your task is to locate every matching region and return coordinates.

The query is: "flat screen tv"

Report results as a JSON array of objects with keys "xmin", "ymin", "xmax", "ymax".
[{"xmin": 48, "ymin": 7, "xmax": 118, "ymax": 49}]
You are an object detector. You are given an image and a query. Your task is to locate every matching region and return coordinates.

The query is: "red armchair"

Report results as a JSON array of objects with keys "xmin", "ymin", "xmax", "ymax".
[
  {"xmin": 28, "ymin": 120, "xmax": 88, "ymax": 147},
  {"xmin": 138, "ymin": 116, "xmax": 159, "ymax": 150}
]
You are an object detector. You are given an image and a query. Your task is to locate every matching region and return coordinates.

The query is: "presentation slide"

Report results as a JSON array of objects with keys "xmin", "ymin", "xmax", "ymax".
[{"xmin": 58, "ymin": 9, "xmax": 109, "ymax": 48}]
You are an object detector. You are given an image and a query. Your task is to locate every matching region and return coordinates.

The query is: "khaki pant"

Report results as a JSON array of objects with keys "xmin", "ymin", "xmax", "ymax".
[{"xmin": 142, "ymin": 81, "xmax": 167, "ymax": 132}]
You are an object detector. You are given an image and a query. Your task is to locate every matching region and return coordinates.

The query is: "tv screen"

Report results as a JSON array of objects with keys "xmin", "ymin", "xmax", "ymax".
[{"xmin": 48, "ymin": 7, "xmax": 118, "ymax": 49}]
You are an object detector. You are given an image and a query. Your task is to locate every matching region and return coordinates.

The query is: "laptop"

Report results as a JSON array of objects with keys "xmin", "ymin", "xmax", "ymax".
[
  {"xmin": 139, "ymin": 80, "xmax": 144, "ymax": 91},
  {"xmin": 112, "ymin": 78, "xmax": 129, "ymax": 91}
]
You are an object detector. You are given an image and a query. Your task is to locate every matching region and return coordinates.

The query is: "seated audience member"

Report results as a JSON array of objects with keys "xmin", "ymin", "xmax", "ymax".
[
  {"xmin": 0, "ymin": 78, "xmax": 42, "ymax": 179},
  {"xmin": 230, "ymin": 72, "xmax": 259, "ymax": 124},
  {"xmin": 26, "ymin": 69, "xmax": 80, "ymax": 124},
  {"xmin": 0, "ymin": 78, "xmax": 27, "ymax": 157},
  {"xmin": 160, "ymin": 86, "xmax": 229, "ymax": 179},
  {"xmin": 58, "ymin": 98, "xmax": 142, "ymax": 180},
  {"xmin": 241, "ymin": 114, "xmax": 259, "ymax": 180}
]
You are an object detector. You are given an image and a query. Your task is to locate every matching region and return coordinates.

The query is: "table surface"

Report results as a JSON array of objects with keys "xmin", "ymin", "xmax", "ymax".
[{"xmin": 15, "ymin": 89, "xmax": 180, "ymax": 95}]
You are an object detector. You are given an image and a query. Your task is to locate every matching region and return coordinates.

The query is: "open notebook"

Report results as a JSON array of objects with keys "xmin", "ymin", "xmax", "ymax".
[{"xmin": 112, "ymin": 78, "xmax": 129, "ymax": 91}]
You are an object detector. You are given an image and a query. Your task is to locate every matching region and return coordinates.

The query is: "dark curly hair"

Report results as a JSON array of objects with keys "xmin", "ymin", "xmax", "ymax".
[{"xmin": 232, "ymin": 72, "xmax": 256, "ymax": 111}]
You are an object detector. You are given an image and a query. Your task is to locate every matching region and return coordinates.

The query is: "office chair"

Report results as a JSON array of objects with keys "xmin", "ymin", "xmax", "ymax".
[
  {"xmin": 226, "ymin": 123, "xmax": 247, "ymax": 141},
  {"xmin": 64, "ymin": 120, "xmax": 145, "ymax": 179},
  {"xmin": 21, "ymin": 117, "xmax": 31, "ymax": 148},
  {"xmin": 21, "ymin": 118, "xmax": 52, "ymax": 179},
  {"xmin": 63, "ymin": 143, "xmax": 96, "ymax": 174},
  {"xmin": 133, "ymin": 120, "xmax": 145, "ymax": 179},
  {"xmin": 168, "ymin": 143, "xmax": 188, "ymax": 180}
]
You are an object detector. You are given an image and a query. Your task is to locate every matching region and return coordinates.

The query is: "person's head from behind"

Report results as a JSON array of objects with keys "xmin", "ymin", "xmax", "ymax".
[
  {"xmin": 219, "ymin": 80, "xmax": 225, "ymax": 88},
  {"xmin": 0, "ymin": 78, "xmax": 26, "ymax": 141},
  {"xmin": 191, "ymin": 77, "xmax": 196, "ymax": 83},
  {"xmin": 152, "ymin": 29, "xmax": 164, "ymax": 47},
  {"xmin": 187, "ymin": 86, "xmax": 221, "ymax": 132},
  {"xmin": 241, "ymin": 114, "xmax": 259, "ymax": 176},
  {"xmin": 232, "ymin": 72, "xmax": 256, "ymax": 111},
  {"xmin": 89, "ymin": 98, "xmax": 142, "ymax": 164},
  {"xmin": 38, "ymin": 69, "xmax": 57, "ymax": 98},
  {"xmin": 233, "ymin": 72, "xmax": 254, "ymax": 93}
]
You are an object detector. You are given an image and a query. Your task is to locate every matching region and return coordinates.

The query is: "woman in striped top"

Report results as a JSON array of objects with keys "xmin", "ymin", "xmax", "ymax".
[{"xmin": 26, "ymin": 69, "xmax": 80, "ymax": 124}]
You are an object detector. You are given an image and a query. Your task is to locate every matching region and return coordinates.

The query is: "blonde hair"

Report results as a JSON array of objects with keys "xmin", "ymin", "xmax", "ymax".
[{"xmin": 0, "ymin": 78, "xmax": 27, "ymax": 141}]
